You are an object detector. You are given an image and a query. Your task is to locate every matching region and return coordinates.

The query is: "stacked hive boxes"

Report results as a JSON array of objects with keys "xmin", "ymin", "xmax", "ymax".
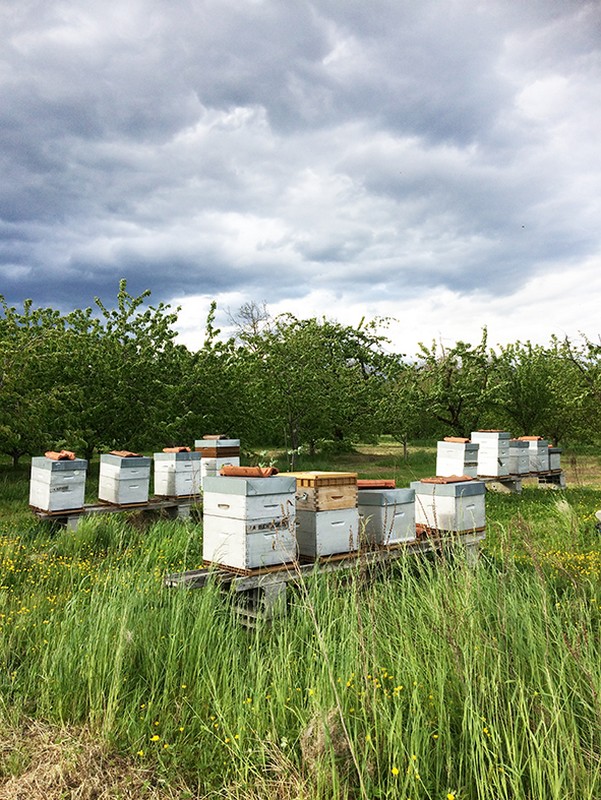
[
  {"xmin": 516, "ymin": 436, "xmax": 549, "ymax": 473},
  {"xmin": 436, "ymin": 437, "xmax": 479, "ymax": 478},
  {"xmin": 154, "ymin": 449, "xmax": 201, "ymax": 497},
  {"xmin": 29, "ymin": 454, "xmax": 88, "ymax": 512},
  {"xmin": 283, "ymin": 472, "xmax": 359, "ymax": 559},
  {"xmin": 357, "ymin": 486, "xmax": 416, "ymax": 546},
  {"xmin": 98, "ymin": 452, "xmax": 151, "ymax": 505},
  {"xmin": 202, "ymin": 475, "xmax": 297, "ymax": 571},
  {"xmin": 195, "ymin": 437, "xmax": 241, "ymax": 487},
  {"xmin": 470, "ymin": 430, "xmax": 510, "ymax": 477},
  {"xmin": 411, "ymin": 476, "xmax": 486, "ymax": 534},
  {"xmin": 508, "ymin": 439, "xmax": 530, "ymax": 476}
]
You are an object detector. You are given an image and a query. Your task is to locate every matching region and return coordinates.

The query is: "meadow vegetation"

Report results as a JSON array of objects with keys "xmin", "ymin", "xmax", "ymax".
[{"xmin": 1, "ymin": 444, "xmax": 601, "ymax": 798}]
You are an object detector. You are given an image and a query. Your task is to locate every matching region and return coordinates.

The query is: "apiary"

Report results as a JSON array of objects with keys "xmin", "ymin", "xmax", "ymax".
[
  {"xmin": 358, "ymin": 487, "xmax": 416, "ymax": 546},
  {"xmin": 411, "ymin": 477, "xmax": 486, "ymax": 533},
  {"xmin": 548, "ymin": 446, "xmax": 562, "ymax": 471},
  {"xmin": 281, "ymin": 471, "xmax": 358, "ymax": 511},
  {"xmin": 516, "ymin": 437, "xmax": 549, "ymax": 473},
  {"xmin": 436, "ymin": 438, "xmax": 479, "ymax": 478},
  {"xmin": 98, "ymin": 453, "xmax": 151, "ymax": 505},
  {"xmin": 202, "ymin": 475, "xmax": 297, "ymax": 571},
  {"xmin": 470, "ymin": 430, "xmax": 510, "ymax": 477},
  {"xmin": 295, "ymin": 507, "xmax": 360, "ymax": 558},
  {"xmin": 508, "ymin": 440, "xmax": 530, "ymax": 475},
  {"xmin": 29, "ymin": 454, "xmax": 88, "ymax": 512},
  {"xmin": 154, "ymin": 450, "xmax": 201, "ymax": 497}
]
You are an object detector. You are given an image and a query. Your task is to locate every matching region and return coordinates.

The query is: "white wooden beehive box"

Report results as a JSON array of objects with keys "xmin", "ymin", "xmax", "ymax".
[
  {"xmin": 154, "ymin": 451, "xmax": 201, "ymax": 497},
  {"xmin": 411, "ymin": 478, "xmax": 486, "ymax": 533},
  {"xmin": 195, "ymin": 438, "xmax": 241, "ymax": 459},
  {"xmin": 470, "ymin": 431, "xmax": 510, "ymax": 477},
  {"xmin": 295, "ymin": 507, "xmax": 360, "ymax": 558},
  {"xmin": 202, "ymin": 475, "xmax": 297, "ymax": 570},
  {"xmin": 202, "ymin": 475, "xmax": 296, "ymax": 524},
  {"xmin": 508, "ymin": 440, "xmax": 530, "ymax": 475},
  {"xmin": 358, "ymin": 488, "xmax": 416, "ymax": 546},
  {"xmin": 200, "ymin": 456, "xmax": 241, "ymax": 488},
  {"xmin": 517, "ymin": 438, "xmax": 550, "ymax": 472},
  {"xmin": 436, "ymin": 440, "xmax": 479, "ymax": 478},
  {"xmin": 98, "ymin": 454, "xmax": 151, "ymax": 505},
  {"xmin": 548, "ymin": 447, "xmax": 562, "ymax": 471},
  {"xmin": 202, "ymin": 517, "xmax": 297, "ymax": 571},
  {"xmin": 29, "ymin": 456, "xmax": 88, "ymax": 512}
]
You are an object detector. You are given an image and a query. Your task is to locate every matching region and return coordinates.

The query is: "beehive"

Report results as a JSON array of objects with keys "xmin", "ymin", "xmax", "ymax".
[
  {"xmin": 202, "ymin": 475, "xmax": 297, "ymax": 571},
  {"xmin": 436, "ymin": 439, "xmax": 479, "ymax": 478},
  {"xmin": 200, "ymin": 456, "xmax": 241, "ymax": 486},
  {"xmin": 29, "ymin": 456, "xmax": 88, "ymax": 512},
  {"xmin": 281, "ymin": 471, "xmax": 358, "ymax": 511},
  {"xmin": 548, "ymin": 446, "xmax": 562, "ymax": 471},
  {"xmin": 154, "ymin": 451, "xmax": 201, "ymax": 497},
  {"xmin": 516, "ymin": 437, "xmax": 549, "ymax": 473},
  {"xmin": 295, "ymin": 507, "xmax": 360, "ymax": 558},
  {"xmin": 508, "ymin": 440, "xmax": 530, "ymax": 475},
  {"xmin": 358, "ymin": 487, "xmax": 416, "ymax": 546},
  {"xmin": 411, "ymin": 477, "xmax": 486, "ymax": 533},
  {"xmin": 195, "ymin": 438, "xmax": 241, "ymax": 457},
  {"xmin": 98, "ymin": 454, "xmax": 151, "ymax": 505},
  {"xmin": 470, "ymin": 431, "xmax": 510, "ymax": 477}
]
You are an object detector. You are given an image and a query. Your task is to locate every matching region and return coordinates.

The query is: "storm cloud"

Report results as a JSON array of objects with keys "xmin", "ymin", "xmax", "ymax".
[{"xmin": 1, "ymin": 0, "xmax": 600, "ymax": 351}]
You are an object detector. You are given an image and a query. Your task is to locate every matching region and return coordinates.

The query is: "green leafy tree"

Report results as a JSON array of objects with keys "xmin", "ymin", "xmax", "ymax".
[
  {"xmin": 378, "ymin": 359, "xmax": 438, "ymax": 460},
  {"xmin": 489, "ymin": 339, "xmax": 587, "ymax": 443},
  {"xmin": 60, "ymin": 280, "xmax": 183, "ymax": 457},
  {"xmin": 415, "ymin": 329, "xmax": 494, "ymax": 438},
  {"xmin": 0, "ymin": 298, "xmax": 77, "ymax": 466},
  {"xmin": 231, "ymin": 311, "xmax": 391, "ymax": 464}
]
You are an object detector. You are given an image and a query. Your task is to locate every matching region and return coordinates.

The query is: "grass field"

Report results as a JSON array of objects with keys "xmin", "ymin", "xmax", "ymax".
[{"xmin": 1, "ymin": 443, "xmax": 601, "ymax": 799}]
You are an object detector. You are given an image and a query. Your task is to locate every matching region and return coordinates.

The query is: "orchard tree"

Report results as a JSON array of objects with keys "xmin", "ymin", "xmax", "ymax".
[
  {"xmin": 489, "ymin": 339, "xmax": 586, "ymax": 443},
  {"xmin": 0, "ymin": 298, "xmax": 75, "ymax": 465},
  {"xmin": 415, "ymin": 329, "xmax": 494, "ymax": 437},
  {"xmin": 232, "ymin": 310, "xmax": 391, "ymax": 464},
  {"xmin": 378, "ymin": 359, "xmax": 437, "ymax": 460},
  {"xmin": 61, "ymin": 280, "xmax": 183, "ymax": 457}
]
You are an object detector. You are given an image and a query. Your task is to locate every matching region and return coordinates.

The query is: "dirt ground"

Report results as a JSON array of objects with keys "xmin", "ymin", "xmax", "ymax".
[{"xmin": 0, "ymin": 720, "xmax": 190, "ymax": 800}]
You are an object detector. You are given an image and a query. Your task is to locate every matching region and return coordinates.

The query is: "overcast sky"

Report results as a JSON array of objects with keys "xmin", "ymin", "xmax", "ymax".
[{"xmin": 1, "ymin": 0, "xmax": 600, "ymax": 354}]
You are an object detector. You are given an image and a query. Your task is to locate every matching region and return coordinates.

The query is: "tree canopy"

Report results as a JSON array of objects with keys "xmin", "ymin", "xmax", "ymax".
[{"xmin": 1, "ymin": 282, "xmax": 600, "ymax": 463}]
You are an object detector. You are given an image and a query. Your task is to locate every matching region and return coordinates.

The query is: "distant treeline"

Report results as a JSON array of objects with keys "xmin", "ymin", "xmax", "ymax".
[{"xmin": 1, "ymin": 280, "xmax": 600, "ymax": 466}]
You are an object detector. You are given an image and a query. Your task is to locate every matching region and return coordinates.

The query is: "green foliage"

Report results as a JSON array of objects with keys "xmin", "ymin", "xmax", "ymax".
[
  {"xmin": 491, "ymin": 338, "xmax": 590, "ymax": 444},
  {"xmin": 1, "ymin": 477, "xmax": 601, "ymax": 798},
  {"xmin": 3, "ymin": 287, "xmax": 601, "ymax": 461},
  {"xmin": 415, "ymin": 329, "xmax": 496, "ymax": 437}
]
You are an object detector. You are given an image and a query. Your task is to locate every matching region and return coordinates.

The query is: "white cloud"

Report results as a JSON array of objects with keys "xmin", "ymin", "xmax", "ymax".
[{"xmin": 1, "ymin": 0, "xmax": 600, "ymax": 349}]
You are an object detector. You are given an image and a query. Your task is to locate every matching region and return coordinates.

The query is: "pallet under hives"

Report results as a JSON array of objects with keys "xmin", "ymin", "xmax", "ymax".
[
  {"xmin": 176, "ymin": 531, "xmax": 487, "ymax": 627},
  {"xmin": 416, "ymin": 524, "xmax": 486, "ymax": 539}
]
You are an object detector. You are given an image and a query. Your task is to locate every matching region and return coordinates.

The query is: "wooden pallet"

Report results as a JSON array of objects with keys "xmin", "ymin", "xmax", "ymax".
[
  {"xmin": 298, "ymin": 549, "xmax": 361, "ymax": 565},
  {"xmin": 202, "ymin": 559, "xmax": 299, "ymax": 577},
  {"xmin": 33, "ymin": 496, "xmax": 197, "ymax": 528},
  {"xmin": 166, "ymin": 530, "xmax": 487, "ymax": 591},
  {"xmin": 416, "ymin": 524, "xmax": 486, "ymax": 538}
]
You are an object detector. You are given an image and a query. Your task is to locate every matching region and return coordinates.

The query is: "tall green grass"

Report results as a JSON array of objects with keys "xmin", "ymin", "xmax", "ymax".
[
  {"xmin": 2, "ymin": 453, "xmax": 601, "ymax": 797},
  {"xmin": 2, "ymin": 503, "xmax": 601, "ymax": 798}
]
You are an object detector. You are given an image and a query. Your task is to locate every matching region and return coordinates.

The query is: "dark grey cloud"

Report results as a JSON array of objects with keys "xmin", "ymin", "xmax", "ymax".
[{"xmin": 1, "ymin": 0, "xmax": 600, "ymax": 348}]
